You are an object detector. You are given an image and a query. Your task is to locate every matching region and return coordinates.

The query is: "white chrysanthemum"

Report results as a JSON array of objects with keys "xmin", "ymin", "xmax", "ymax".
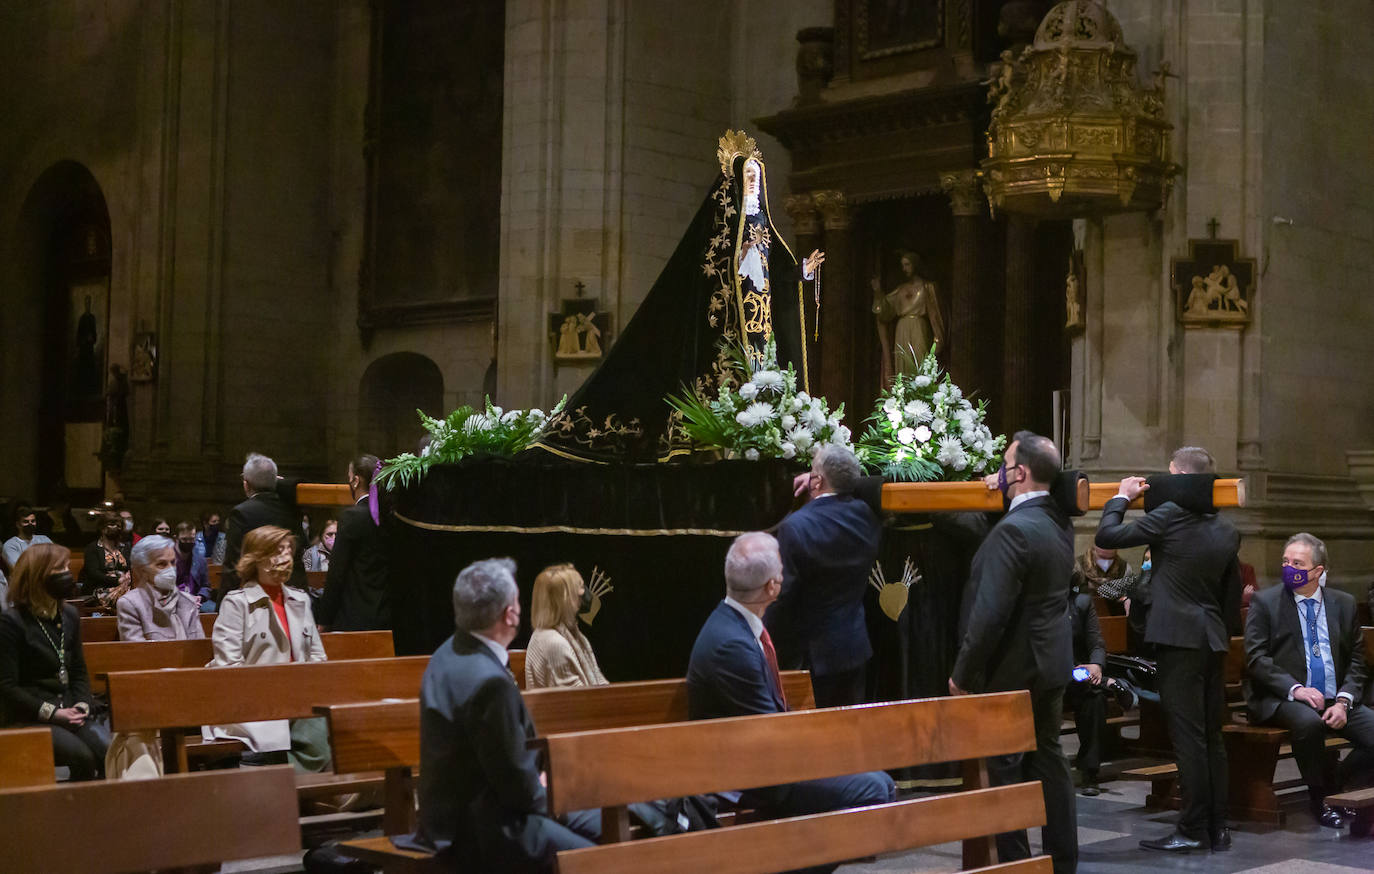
[
  {"xmin": 887, "ymin": 411, "xmax": 902, "ymax": 426},
  {"xmin": 790, "ymin": 397, "xmax": 804, "ymax": 412},
  {"xmin": 780, "ymin": 441, "xmax": 796, "ymax": 460},
  {"xmin": 904, "ymin": 399, "xmax": 933, "ymax": 423},
  {"xmin": 803, "ymin": 407, "xmax": 828, "ymax": 431},
  {"xmin": 527, "ymin": 409, "xmax": 545, "ymax": 422},
  {"xmin": 936, "ymin": 435, "xmax": 965, "ymax": 468},
  {"xmin": 914, "ymin": 425, "xmax": 932, "ymax": 444},
  {"xmin": 947, "ymin": 384, "xmax": 963, "ymax": 401},
  {"xmin": 753, "ymin": 370, "xmax": 784, "ymax": 392},
  {"xmin": 883, "ymin": 397, "xmax": 899, "ymax": 414},
  {"xmin": 796, "ymin": 392, "xmax": 811, "ymax": 405},
  {"xmin": 952, "ymin": 454, "xmax": 969, "ymax": 471},
  {"xmin": 932, "ymin": 389, "xmax": 947, "ymax": 405},
  {"xmin": 789, "ymin": 428, "xmax": 815, "ymax": 451},
  {"xmin": 781, "ymin": 414, "xmax": 796, "ymax": 430},
  {"xmin": 961, "ymin": 430, "xmax": 978, "ymax": 446},
  {"xmin": 735, "ymin": 401, "xmax": 775, "ymax": 428},
  {"xmin": 738, "ymin": 382, "xmax": 759, "ymax": 400},
  {"xmin": 897, "ymin": 427, "xmax": 916, "ymax": 446},
  {"xmin": 833, "ymin": 425, "xmax": 852, "ymax": 444},
  {"xmin": 500, "ymin": 410, "xmax": 522, "ymax": 425},
  {"xmin": 931, "ymin": 418, "xmax": 948, "ymax": 435},
  {"xmin": 914, "ymin": 375, "xmax": 932, "ymax": 388},
  {"xmin": 744, "ymin": 448, "xmax": 760, "ymax": 461}
]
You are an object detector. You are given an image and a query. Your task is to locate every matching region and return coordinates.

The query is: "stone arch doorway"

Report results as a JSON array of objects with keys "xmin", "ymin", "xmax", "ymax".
[
  {"xmin": 358, "ymin": 352, "xmax": 445, "ymax": 458},
  {"xmin": 2, "ymin": 161, "xmax": 113, "ymax": 506}
]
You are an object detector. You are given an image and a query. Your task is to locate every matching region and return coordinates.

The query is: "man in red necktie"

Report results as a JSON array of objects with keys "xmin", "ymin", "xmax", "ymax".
[{"xmin": 686, "ymin": 532, "xmax": 894, "ymax": 872}]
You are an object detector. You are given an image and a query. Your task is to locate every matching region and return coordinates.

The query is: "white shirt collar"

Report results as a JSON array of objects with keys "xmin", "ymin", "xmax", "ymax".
[
  {"xmin": 723, "ymin": 596, "xmax": 765, "ymax": 641},
  {"xmin": 1291, "ymin": 585, "xmax": 1324, "ymax": 607},
  {"xmin": 1009, "ymin": 489, "xmax": 1050, "ymax": 512},
  {"xmin": 471, "ymin": 632, "xmax": 510, "ymax": 667}
]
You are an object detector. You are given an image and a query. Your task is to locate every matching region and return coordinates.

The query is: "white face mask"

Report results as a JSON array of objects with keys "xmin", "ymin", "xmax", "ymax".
[
  {"xmin": 1095, "ymin": 558, "xmax": 1113, "ymax": 572},
  {"xmin": 152, "ymin": 566, "xmax": 177, "ymax": 593},
  {"xmin": 123, "ymin": 519, "xmax": 135, "ymax": 532}
]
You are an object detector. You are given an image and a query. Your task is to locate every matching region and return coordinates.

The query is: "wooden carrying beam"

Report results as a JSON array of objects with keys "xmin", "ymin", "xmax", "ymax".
[
  {"xmin": 296, "ymin": 483, "xmax": 355, "ymax": 507},
  {"xmin": 881, "ymin": 477, "xmax": 1091, "ymax": 514},
  {"xmin": 106, "ymin": 656, "xmax": 430, "ymax": 731},
  {"xmin": 0, "ymin": 728, "xmax": 55, "ymax": 789},
  {"xmin": 0, "ymin": 766, "xmax": 299, "ymax": 873},
  {"xmin": 555, "ymin": 782, "xmax": 1048, "ymax": 874},
  {"xmin": 1087, "ymin": 478, "xmax": 1245, "ymax": 510},
  {"xmin": 541, "ymin": 691, "xmax": 1035, "ymax": 816}
]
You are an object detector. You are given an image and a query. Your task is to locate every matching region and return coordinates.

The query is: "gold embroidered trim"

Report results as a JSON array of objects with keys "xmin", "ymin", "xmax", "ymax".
[{"xmin": 394, "ymin": 510, "xmax": 748, "ymax": 538}]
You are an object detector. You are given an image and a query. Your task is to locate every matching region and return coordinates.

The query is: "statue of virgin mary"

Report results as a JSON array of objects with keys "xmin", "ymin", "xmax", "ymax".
[{"xmin": 541, "ymin": 130, "xmax": 824, "ymax": 462}]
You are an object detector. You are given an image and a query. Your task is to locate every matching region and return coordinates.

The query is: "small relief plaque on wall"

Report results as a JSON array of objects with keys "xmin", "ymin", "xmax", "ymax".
[
  {"xmin": 549, "ymin": 286, "xmax": 612, "ymax": 365},
  {"xmin": 1172, "ymin": 235, "xmax": 1255, "ymax": 328}
]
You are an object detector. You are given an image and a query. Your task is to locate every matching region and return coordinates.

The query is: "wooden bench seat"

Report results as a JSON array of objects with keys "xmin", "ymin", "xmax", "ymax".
[
  {"xmin": 322, "ymin": 671, "xmax": 817, "ymax": 839},
  {"xmin": 0, "ymin": 766, "xmax": 299, "ymax": 873},
  {"xmin": 1326, "ymin": 786, "xmax": 1374, "ymax": 837},
  {"xmin": 0, "ymin": 727, "xmax": 55, "ymax": 788},
  {"xmin": 544, "ymin": 691, "xmax": 1044, "ymax": 874}
]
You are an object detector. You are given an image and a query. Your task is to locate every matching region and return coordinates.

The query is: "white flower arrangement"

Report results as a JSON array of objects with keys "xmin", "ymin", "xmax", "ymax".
[
  {"xmin": 855, "ymin": 348, "xmax": 1005, "ymax": 482},
  {"xmin": 376, "ymin": 395, "xmax": 568, "ymax": 490},
  {"xmin": 667, "ymin": 337, "xmax": 850, "ymax": 464}
]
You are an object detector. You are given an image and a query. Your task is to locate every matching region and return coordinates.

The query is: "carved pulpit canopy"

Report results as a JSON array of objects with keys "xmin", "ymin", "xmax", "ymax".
[{"xmin": 981, "ymin": 0, "xmax": 1178, "ymax": 218}]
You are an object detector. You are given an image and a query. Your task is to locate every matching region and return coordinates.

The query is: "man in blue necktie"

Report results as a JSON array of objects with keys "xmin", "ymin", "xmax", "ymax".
[{"xmin": 1244, "ymin": 533, "xmax": 1374, "ymax": 829}]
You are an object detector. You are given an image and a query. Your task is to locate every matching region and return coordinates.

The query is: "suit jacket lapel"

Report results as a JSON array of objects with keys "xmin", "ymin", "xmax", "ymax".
[{"xmin": 722, "ymin": 604, "xmax": 783, "ymax": 710}]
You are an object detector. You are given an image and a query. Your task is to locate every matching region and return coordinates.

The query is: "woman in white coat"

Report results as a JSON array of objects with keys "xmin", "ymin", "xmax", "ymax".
[{"xmin": 206, "ymin": 524, "xmax": 330, "ymax": 770}]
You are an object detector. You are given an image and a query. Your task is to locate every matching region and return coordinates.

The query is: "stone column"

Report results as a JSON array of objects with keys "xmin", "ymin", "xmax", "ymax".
[
  {"xmin": 1002, "ymin": 214, "xmax": 1036, "ymax": 433},
  {"xmin": 811, "ymin": 190, "xmax": 852, "ymax": 410},
  {"xmin": 783, "ymin": 192, "xmax": 821, "ymax": 386},
  {"xmin": 940, "ymin": 170, "xmax": 984, "ymax": 395}
]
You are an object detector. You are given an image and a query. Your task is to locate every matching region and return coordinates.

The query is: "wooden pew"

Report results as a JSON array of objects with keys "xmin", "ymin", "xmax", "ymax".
[
  {"xmin": 81, "ymin": 611, "xmax": 216, "ymax": 642},
  {"xmin": 0, "ymin": 728, "xmax": 55, "ymax": 789},
  {"xmin": 106, "ymin": 656, "xmax": 431, "ymax": 774},
  {"xmin": 545, "ymin": 692, "xmax": 1043, "ymax": 873},
  {"xmin": 320, "ymin": 672, "xmax": 817, "ymax": 839},
  {"xmin": 1099, "ymin": 615, "xmax": 1128, "ymax": 655},
  {"xmin": 0, "ymin": 766, "xmax": 299, "ymax": 873},
  {"xmin": 84, "ymin": 629, "xmax": 395, "ymax": 695}
]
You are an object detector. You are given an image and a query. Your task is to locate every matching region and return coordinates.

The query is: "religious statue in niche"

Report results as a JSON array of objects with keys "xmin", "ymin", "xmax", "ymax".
[
  {"xmin": 548, "ymin": 286, "xmax": 612, "ymax": 364},
  {"xmin": 1065, "ymin": 250, "xmax": 1086, "ymax": 333},
  {"xmin": 871, "ymin": 251, "xmax": 945, "ymax": 384},
  {"xmin": 1171, "ymin": 231, "xmax": 1255, "ymax": 327},
  {"xmin": 130, "ymin": 331, "xmax": 158, "ymax": 382}
]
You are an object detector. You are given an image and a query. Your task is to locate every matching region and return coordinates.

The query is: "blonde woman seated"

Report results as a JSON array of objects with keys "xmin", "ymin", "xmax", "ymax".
[
  {"xmin": 205, "ymin": 525, "xmax": 330, "ymax": 771},
  {"xmin": 526, "ymin": 564, "xmax": 608, "ymax": 689}
]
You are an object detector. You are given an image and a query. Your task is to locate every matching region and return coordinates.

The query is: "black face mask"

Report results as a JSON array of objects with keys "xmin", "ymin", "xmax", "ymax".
[
  {"xmin": 579, "ymin": 585, "xmax": 594, "ymax": 613},
  {"xmin": 19, "ymin": 523, "xmax": 36, "ymax": 536},
  {"xmin": 44, "ymin": 571, "xmax": 77, "ymax": 600},
  {"xmin": 178, "ymin": 540, "xmax": 195, "ymax": 553}
]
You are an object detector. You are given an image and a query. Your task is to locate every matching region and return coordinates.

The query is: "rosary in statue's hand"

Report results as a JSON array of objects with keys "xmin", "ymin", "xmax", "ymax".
[{"xmin": 804, "ymin": 250, "xmax": 826, "ymax": 340}]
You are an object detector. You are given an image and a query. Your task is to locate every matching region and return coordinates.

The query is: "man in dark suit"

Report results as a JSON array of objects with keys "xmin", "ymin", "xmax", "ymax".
[
  {"xmin": 765, "ymin": 444, "xmax": 881, "ymax": 707},
  {"xmin": 1245, "ymin": 533, "xmax": 1374, "ymax": 828},
  {"xmin": 219, "ymin": 452, "xmax": 307, "ymax": 593},
  {"xmin": 950, "ymin": 431, "xmax": 1077, "ymax": 874},
  {"xmin": 1095, "ymin": 445, "xmax": 1240, "ymax": 853},
  {"xmin": 416, "ymin": 558, "xmax": 597, "ymax": 871},
  {"xmin": 687, "ymin": 531, "xmax": 894, "ymax": 858},
  {"xmin": 316, "ymin": 454, "xmax": 391, "ymax": 631}
]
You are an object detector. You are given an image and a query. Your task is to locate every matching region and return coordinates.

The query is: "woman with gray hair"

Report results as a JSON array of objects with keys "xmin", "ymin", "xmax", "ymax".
[{"xmin": 115, "ymin": 534, "xmax": 206, "ymax": 642}]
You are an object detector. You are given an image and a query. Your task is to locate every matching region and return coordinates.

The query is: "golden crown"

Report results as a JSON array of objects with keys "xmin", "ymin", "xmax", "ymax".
[{"xmin": 717, "ymin": 129, "xmax": 762, "ymax": 177}]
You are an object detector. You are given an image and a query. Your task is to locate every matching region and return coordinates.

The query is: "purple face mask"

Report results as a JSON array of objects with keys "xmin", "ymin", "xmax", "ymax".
[
  {"xmin": 996, "ymin": 462, "xmax": 1020, "ymax": 496},
  {"xmin": 1281, "ymin": 564, "xmax": 1312, "ymax": 591}
]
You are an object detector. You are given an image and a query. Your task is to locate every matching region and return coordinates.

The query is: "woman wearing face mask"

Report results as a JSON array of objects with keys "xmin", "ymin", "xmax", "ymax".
[
  {"xmin": 173, "ymin": 521, "xmax": 215, "ymax": 612},
  {"xmin": 525, "ymin": 564, "xmax": 608, "ymax": 689},
  {"xmin": 195, "ymin": 510, "xmax": 226, "ymax": 566},
  {"xmin": 0, "ymin": 543, "xmax": 109, "ymax": 779},
  {"xmin": 115, "ymin": 535, "xmax": 205, "ymax": 641},
  {"xmin": 205, "ymin": 525, "xmax": 329, "ymax": 771},
  {"xmin": 81, "ymin": 510, "xmax": 132, "ymax": 602},
  {"xmin": 302, "ymin": 519, "xmax": 336, "ymax": 572}
]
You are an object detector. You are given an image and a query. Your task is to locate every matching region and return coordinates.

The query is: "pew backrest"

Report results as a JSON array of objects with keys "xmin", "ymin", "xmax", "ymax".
[
  {"xmin": 106, "ymin": 656, "xmax": 430, "ymax": 732},
  {"xmin": 0, "ymin": 766, "xmax": 299, "ymax": 873},
  {"xmin": 1098, "ymin": 615, "xmax": 1127, "ymax": 654},
  {"xmin": 84, "ymin": 630, "xmax": 395, "ymax": 694},
  {"xmin": 0, "ymin": 727, "xmax": 55, "ymax": 788},
  {"xmin": 542, "ymin": 690, "xmax": 1035, "ymax": 817},
  {"xmin": 320, "ymin": 670, "xmax": 816, "ymax": 775},
  {"xmin": 82, "ymin": 611, "xmax": 216, "ymax": 642}
]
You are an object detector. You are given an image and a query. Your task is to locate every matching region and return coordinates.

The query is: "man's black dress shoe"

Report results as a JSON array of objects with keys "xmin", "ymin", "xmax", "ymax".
[
  {"xmin": 1316, "ymin": 805, "xmax": 1349, "ymax": 829},
  {"xmin": 1209, "ymin": 828, "xmax": 1232, "ymax": 851},
  {"xmin": 1139, "ymin": 831, "xmax": 1204, "ymax": 852}
]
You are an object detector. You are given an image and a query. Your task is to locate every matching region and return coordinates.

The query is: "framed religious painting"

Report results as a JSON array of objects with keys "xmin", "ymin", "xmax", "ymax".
[{"xmin": 358, "ymin": 0, "xmax": 505, "ymax": 330}]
